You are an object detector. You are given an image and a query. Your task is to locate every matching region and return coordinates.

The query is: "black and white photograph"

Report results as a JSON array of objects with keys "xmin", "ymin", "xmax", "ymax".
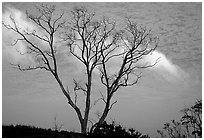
[{"xmin": 2, "ymin": 1, "xmax": 202, "ymax": 138}]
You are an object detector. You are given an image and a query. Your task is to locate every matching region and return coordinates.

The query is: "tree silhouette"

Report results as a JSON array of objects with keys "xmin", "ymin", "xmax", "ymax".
[
  {"xmin": 157, "ymin": 99, "xmax": 202, "ymax": 138},
  {"xmin": 62, "ymin": 7, "xmax": 159, "ymax": 134},
  {"xmin": 3, "ymin": 5, "xmax": 159, "ymax": 134}
]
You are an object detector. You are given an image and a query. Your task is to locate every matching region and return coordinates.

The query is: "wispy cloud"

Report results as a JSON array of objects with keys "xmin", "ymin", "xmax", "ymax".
[
  {"xmin": 143, "ymin": 50, "xmax": 188, "ymax": 83},
  {"xmin": 2, "ymin": 6, "xmax": 36, "ymax": 64}
]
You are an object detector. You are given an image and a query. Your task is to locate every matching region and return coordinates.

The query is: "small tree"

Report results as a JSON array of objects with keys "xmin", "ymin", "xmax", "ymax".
[
  {"xmin": 3, "ymin": 5, "xmax": 159, "ymax": 134},
  {"xmin": 157, "ymin": 99, "xmax": 202, "ymax": 138},
  {"xmin": 53, "ymin": 116, "xmax": 63, "ymax": 132}
]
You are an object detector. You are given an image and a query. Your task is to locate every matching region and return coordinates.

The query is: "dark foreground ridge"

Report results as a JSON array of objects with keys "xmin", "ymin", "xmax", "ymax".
[
  {"xmin": 2, "ymin": 125, "xmax": 85, "ymax": 138},
  {"xmin": 2, "ymin": 121, "xmax": 149, "ymax": 138}
]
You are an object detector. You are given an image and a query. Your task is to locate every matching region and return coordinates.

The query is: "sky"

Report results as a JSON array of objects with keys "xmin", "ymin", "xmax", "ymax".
[{"xmin": 2, "ymin": 2, "xmax": 202, "ymax": 137}]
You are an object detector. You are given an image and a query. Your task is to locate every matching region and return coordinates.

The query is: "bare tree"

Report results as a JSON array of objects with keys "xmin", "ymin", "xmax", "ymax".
[
  {"xmin": 62, "ymin": 7, "xmax": 159, "ymax": 134},
  {"xmin": 3, "ymin": 5, "xmax": 159, "ymax": 134}
]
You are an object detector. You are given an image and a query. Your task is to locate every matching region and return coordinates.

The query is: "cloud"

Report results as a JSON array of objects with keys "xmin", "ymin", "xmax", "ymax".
[
  {"xmin": 3, "ymin": 6, "xmax": 36, "ymax": 31},
  {"xmin": 142, "ymin": 50, "xmax": 188, "ymax": 82},
  {"xmin": 2, "ymin": 6, "xmax": 35, "ymax": 64}
]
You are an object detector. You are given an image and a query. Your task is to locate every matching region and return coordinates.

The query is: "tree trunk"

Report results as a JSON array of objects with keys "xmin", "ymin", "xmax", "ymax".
[
  {"xmin": 81, "ymin": 72, "xmax": 92, "ymax": 134},
  {"xmin": 90, "ymin": 98, "xmax": 110, "ymax": 133},
  {"xmin": 54, "ymin": 74, "xmax": 86, "ymax": 134},
  {"xmin": 80, "ymin": 121, "xmax": 87, "ymax": 134}
]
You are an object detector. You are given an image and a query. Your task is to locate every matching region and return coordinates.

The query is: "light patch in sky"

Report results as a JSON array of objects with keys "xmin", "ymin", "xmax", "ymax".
[
  {"xmin": 143, "ymin": 50, "xmax": 188, "ymax": 82},
  {"xmin": 2, "ymin": 6, "xmax": 52, "ymax": 65},
  {"xmin": 3, "ymin": 6, "xmax": 36, "ymax": 31},
  {"xmin": 2, "ymin": 6, "xmax": 35, "ymax": 64}
]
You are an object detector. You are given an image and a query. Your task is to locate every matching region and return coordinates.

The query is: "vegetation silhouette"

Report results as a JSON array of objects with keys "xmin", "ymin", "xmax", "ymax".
[
  {"xmin": 2, "ymin": 121, "xmax": 149, "ymax": 138},
  {"xmin": 89, "ymin": 121, "xmax": 149, "ymax": 138},
  {"xmin": 2, "ymin": 124, "xmax": 86, "ymax": 138},
  {"xmin": 157, "ymin": 99, "xmax": 202, "ymax": 138}
]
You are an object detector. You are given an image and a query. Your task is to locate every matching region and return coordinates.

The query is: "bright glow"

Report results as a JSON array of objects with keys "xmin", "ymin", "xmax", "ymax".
[
  {"xmin": 3, "ymin": 6, "xmax": 36, "ymax": 32},
  {"xmin": 2, "ymin": 6, "xmax": 34, "ymax": 63},
  {"xmin": 144, "ymin": 51, "xmax": 178, "ymax": 76},
  {"xmin": 2, "ymin": 6, "xmax": 49, "ymax": 64},
  {"xmin": 143, "ymin": 50, "xmax": 187, "ymax": 82}
]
